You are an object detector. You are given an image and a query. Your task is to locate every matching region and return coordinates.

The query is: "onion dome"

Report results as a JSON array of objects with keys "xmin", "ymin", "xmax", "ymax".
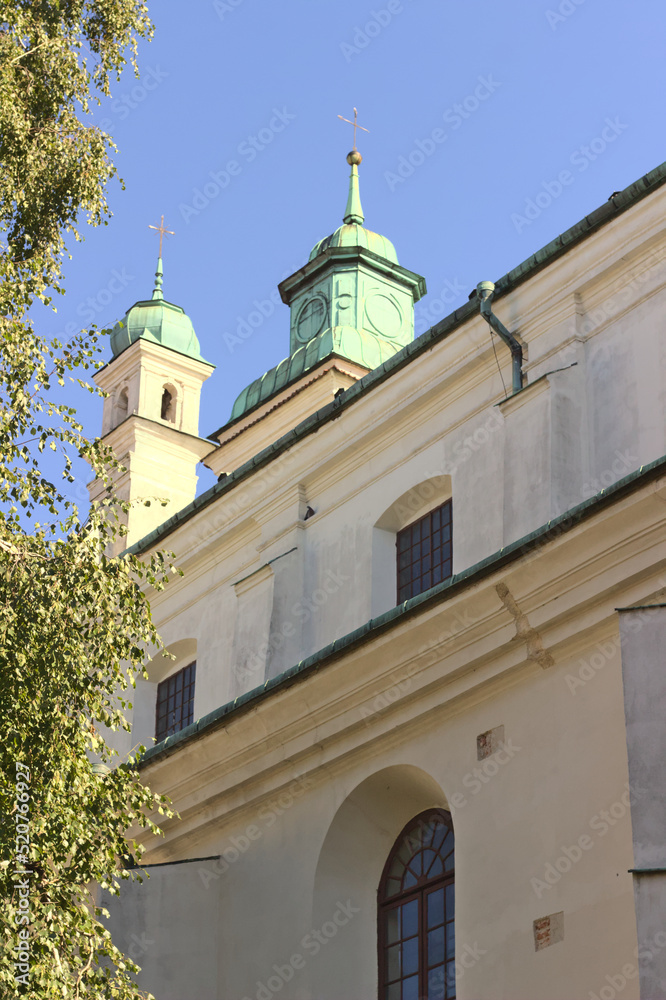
[
  {"xmin": 110, "ymin": 258, "xmax": 206, "ymax": 362},
  {"xmin": 309, "ymin": 150, "xmax": 398, "ymax": 264}
]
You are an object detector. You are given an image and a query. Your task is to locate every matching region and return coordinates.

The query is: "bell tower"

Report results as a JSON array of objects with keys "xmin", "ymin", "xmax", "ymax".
[
  {"xmin": 89, "ymin": 254, "xmax": 214, "ymax": 551},
  {"xmin": 205, "ymin": 143, "xmax": 426, "ymax": 477}
]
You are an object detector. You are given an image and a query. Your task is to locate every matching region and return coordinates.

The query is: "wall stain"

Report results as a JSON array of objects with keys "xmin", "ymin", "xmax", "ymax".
[{"xmin": 496, "ymin": 581, "xmax": 555, "ymax": 669}]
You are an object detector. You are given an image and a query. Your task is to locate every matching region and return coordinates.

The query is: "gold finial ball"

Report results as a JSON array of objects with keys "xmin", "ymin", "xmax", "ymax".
[{"xmin": 347, "ymin": 150, "xmax": 362, "ymax": 166}]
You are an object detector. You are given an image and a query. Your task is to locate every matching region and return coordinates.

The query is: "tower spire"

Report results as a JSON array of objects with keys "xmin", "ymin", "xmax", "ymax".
[
  {"xmin": 152, "ymin": 257, "xmax": 164, "ymax": 301},
  {"xmin": 148, "ymin": 215, "xmax": 174, "ymax": 301},
  {"xmin": 343, "ymin": 151, "xmax": 365, "ymax": 225},
  {"xmin": 338, "ymin": 108, "xmax": 368, "ymax": 226}
]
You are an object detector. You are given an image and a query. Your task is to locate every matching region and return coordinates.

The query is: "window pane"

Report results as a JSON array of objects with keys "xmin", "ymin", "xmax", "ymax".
[
  {"xmin": 386, "ymin": 877, "xmax": 401, "ymax": 898},
  {"xmin": 446, "ymin": 922, "xmax": 455, "ymax": 957},
  {"xmin": 445, "ymin": 961, "xmax": 456, "ymax": 998},
  {"xmin": 402, "ymin": 974, "xmax": 419, "ymax": 1000},
  {"xmin": 156, "ymin": 662, "xmax": 197, "ymax": 741},
  {"xmin": 398, "ymin": 532, "xmax": 410, "ymax": 553},
  {"xmin": 386, "ymin": 908, "xmax": 400, "ymax": 944},
  {"xmin": 402, "ymin": 936, "xmax": 419, "ymax": 977},
  {"xmin": 427, "ymin": 856, "xmax": 443, "ymax": 878},
  {"xmin": 428, "ymin": 925, "xmax": 445, "ymax": 967},
  {"xmin": 387, "ymin": 983, "xmax": 401, "ymax": 1000},
  {"xmin": 403, "ymin": 868, "xmax": 418, "ymax": 889},
  {"xmin": 401, "ymin": 900, "xmax": 418, "ymax": 938},
  {"xmin": 428, "ymin": 966, "xmax": 446, "ymax": 1000},
  {"xmin": 427, "ymin": 888, "xmax": 444, "ymax": 928},
  {"xmin": 445, "ymin": 883, "xmax": 455, "ymax": 918},
  {"xmin": 387, "ymin": 944, "xmax": 401, "ymax": 981}
]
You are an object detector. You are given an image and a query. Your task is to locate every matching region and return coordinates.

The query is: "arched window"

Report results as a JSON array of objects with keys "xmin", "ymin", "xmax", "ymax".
[
  {"xmin": 378, "ymin": 810, "xmax": 455, "ymax": 1000},
  {"xmin": 113, "ymin": 387, "xmax": 129, "ymax": 427},
  {"xmin": 161, "ymin": 385, "xmax": 176, "ymax": 423}
]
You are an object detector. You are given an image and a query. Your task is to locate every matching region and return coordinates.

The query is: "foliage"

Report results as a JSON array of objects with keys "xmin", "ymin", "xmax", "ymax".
[{"xmin": 0, "ymin": 3, "xmax": 176, "ymax": 997}]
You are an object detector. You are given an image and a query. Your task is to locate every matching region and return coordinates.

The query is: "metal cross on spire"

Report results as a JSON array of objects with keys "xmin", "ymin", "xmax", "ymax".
[
  {"xmin": 337, "ymin": 107, "xmax": 369, "ymax": 151},
  {"xmin": 148, "ymin": 214, "xmax": 175, "ymax": 257}
]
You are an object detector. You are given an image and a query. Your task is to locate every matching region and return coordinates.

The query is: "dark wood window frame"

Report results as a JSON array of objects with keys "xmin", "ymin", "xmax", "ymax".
[
  {"xmin": 396, "ymin": 498, "xmax": 453, "ymax": 604},
  {"xmin": 155, "ymin": 661, "xmax": 196, "ymax": 743},
  {"xmin": 378, "ymin": 809, "xmax": 456, "ymax": 1000}
]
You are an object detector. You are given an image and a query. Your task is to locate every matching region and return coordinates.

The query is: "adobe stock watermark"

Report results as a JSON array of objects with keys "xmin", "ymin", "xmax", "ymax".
[
  {"xmin": 241, "ymin": 900, "xmax": 360, "ymax": 1000},
  {"xmin": 222, "ymin": 260, "xmax": 301, "ymax": 353},
  {"xmin": 197, "ymin": 447, "xmax": 299, "ymax": 543},
  {"xmin": 340, "ymin": 0, "xmax": 409, "ymax": 62},
  {"xmin": 385, "ymin": 75, "xmax": 501, "ymax": 192},
  {"xmin": 53, "ymin": 267, "xmax": 135, "ymax": 341},
  {"xmin": 358, "ymin": 601, "xmax": 483, "ymax": 725},
  {"xmin": 198, "ymin": 775, "xmax": 314, "ymax": 889},
  {"xmin": 13, "ymin": 761, "xmax": 31, "ymax": 987},
  {"xmin": 546, "ymin": 0, "xmax": 587, "ymax": 31},
  {"xmin": 511, "ymin": 117, "xmax": 629, "ymax": 233},
  {"xmin": 414, "ymin": 277, "xmax": 469, "ymax": 334},
  {"xmin": 590, "ymin": 931, "xmax": 666, "ymax": 1000},
  {"xmin": 565, "ymin": 597, "xmax": 664, "ymax": 696},
  {"xmin": 440, "ymin": 409, "xmax": 504, "ymax": 477},
  {"xmin": 235, "ymin": 568, "xmax": 350, "ymax": 687},
  {"xmin": 213, "ymin": 0, "xmax": 245, "ymax": 20},
  {"xmin": 563, "ymin": 247, "xmax": 666, "ymax": 344},
  {"xmin": 530, "ymin": 782, "xmax": 647, "ymax": 898},
  {"xmin": 97, "ymin": 66, "xmax": 169, "ymax": 127},
  {"xmin": 179, "ymin": 108, "xmax": 296, "ymax": 223},
  {"xmin": 449, "ymin": 738, "xmax": 522, "ymax": 813}
]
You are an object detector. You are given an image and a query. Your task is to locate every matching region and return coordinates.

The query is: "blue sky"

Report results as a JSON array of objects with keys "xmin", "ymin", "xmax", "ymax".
[{"xmin": 41, "ymin": 0, "xmax": 666, "ymax": 503}]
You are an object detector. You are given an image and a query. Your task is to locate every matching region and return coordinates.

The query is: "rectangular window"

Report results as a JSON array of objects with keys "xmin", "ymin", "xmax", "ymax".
[
  {"xmin": 396, "ymin": 500, "xmax": 452, "ymax": 604},
  {"xmin": 155, "ymin": 661, "xmax": 196, "ymax": 743}
]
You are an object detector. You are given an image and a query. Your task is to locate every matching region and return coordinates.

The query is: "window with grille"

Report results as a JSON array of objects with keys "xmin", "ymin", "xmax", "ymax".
[
  {"xmin": 155, "ymin": 661, "xmax": 196, "ymax": 743},
  {"xmin": 396, "ymin": 499, "xmax": 452, "ymax": 603},
  {"xmin": 378, "ymin": 810, "xmax": 456, "ymax": 1000}
]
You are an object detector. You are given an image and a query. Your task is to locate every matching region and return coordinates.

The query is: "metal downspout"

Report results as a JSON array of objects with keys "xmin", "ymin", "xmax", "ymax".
[{"xmin": 476, "ymin": 281, "xmax": 524, "ymax": 394}]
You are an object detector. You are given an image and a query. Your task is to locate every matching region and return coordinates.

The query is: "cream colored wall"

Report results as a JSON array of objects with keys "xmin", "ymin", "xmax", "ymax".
[{"xmin": 108, "ymin": 608, "xmax": 645, "ymax": 999}]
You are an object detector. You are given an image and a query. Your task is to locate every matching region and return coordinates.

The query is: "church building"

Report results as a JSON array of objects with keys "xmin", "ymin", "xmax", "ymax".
[{"xmin": 98, "ymin": 149, "xmax": 666, "ymax": 1000}]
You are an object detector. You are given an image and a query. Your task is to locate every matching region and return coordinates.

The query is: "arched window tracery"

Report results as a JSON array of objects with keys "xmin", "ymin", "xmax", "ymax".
[{"xmin": 378, "ymin": 809, "xmax": 455, "ymax": 999}]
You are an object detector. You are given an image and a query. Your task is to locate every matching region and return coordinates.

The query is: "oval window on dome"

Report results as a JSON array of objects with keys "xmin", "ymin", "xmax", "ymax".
[
  {"xmin": 296, "ymin": 294, "xmax": 328, "ymax": 343},
  {"xmin": 365, "ymin": 292, "xmax": 402, "ymax": 340}
]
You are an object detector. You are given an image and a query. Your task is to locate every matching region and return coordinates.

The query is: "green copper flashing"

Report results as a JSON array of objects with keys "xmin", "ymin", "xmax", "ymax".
[
  {"xmin": 343, "ymin": 159, "xmax": 364, "ymax": 225},
  {"xmin": 229, "ymin": 325, "xmax": 397, "ymax": 421},
  {"xmin": 110, "ymin": 257, "xmax": 209, "ymax": 364}
]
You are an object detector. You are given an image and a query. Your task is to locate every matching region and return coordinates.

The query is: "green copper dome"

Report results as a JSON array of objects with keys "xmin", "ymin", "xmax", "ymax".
[
  {"xmin": 110, "ymin": 258, "xmax": 206, "ymax": 362},
  {"xmin": 224, "ymin": 147, "xmax": 426, "ymax": 426},
  {"xmin": 309, "ymin": 223, "xmax": 398, "ymax": 264},
  {"xmin": 309, "ymin": 152, "xmax": 398, "ymax": 264}
]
